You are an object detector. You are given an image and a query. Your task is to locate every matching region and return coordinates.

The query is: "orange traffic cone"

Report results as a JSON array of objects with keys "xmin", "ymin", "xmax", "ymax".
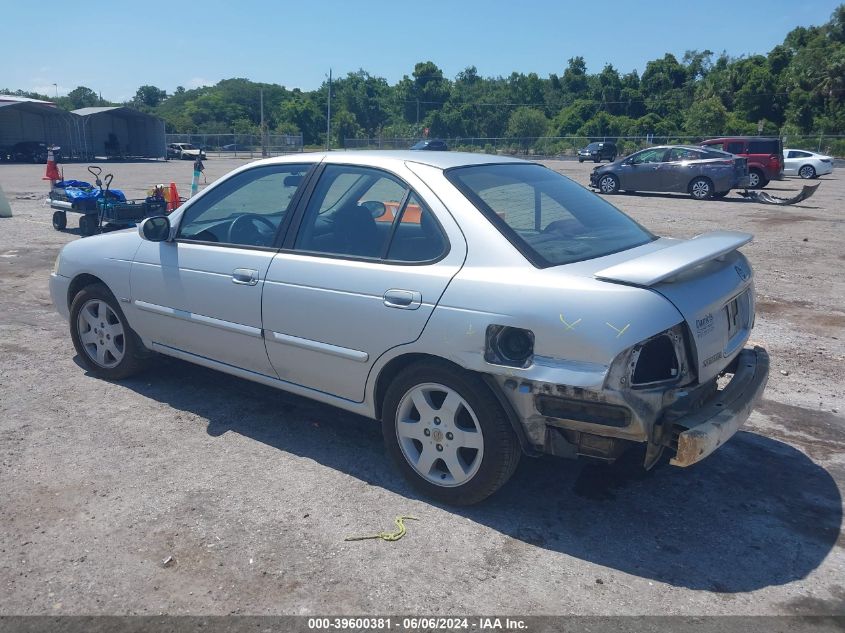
[
  {"xmin": 168, "ymin": 182, "xmax": 180, "ymax": 212},
  {"xmin": 43, "ymin": 146, "xmax": 60, "ymax": 183}
]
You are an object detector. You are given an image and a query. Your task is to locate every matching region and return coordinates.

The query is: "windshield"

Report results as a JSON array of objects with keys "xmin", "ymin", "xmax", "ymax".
[{"xmin": 446, "ymin": 163, "xmax": 655, "ymax": 268}]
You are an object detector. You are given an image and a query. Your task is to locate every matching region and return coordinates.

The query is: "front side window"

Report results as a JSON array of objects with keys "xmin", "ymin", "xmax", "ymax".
[
  {"xmin": 726, "ymin": 141, "xmax": 745, "ymax": 154},
  {"xmin": 446, "ymin": 163, "xmax": 654, "ymax": 268},
  {"xmin": 177, "ymin": 164, "xmax": 310, "ymax": 247}
]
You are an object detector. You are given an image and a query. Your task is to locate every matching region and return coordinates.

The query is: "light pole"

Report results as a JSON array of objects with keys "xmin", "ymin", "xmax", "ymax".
[{"xmin": 53, "ymin": 83, "xmax": 58, "ymax": 99}]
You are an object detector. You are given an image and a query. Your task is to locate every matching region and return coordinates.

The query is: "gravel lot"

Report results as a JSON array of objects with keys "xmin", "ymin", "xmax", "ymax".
[{"xmin": 0, "ymin": 156, "xmax": 843, "ymax": 616}]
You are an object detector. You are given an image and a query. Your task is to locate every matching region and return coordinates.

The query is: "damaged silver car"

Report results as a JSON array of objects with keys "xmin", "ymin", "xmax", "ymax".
[{"xmin": 50, "ymin": 152, "xmax": 769, "ymax": 505}]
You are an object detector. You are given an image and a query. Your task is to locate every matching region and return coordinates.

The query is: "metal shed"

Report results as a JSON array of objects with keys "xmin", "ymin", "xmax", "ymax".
[
  {"xmin": 0, "ymin": 101, "xmax": 84, "ymax": 158},
  {"xmin": 72, "ymin": 106, "xmax": 166, "ymax": 159}
]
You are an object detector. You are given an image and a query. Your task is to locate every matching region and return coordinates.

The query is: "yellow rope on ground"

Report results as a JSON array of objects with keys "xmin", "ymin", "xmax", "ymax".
[{"xmin": 344, "ymin": 516, "xmax": 419, "ymax": 542}]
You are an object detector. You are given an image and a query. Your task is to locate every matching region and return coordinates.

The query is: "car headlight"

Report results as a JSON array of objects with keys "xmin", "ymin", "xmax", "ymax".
[{"xmin": 52, "ymin": 252, "xmax": 62, "ymax": 275}]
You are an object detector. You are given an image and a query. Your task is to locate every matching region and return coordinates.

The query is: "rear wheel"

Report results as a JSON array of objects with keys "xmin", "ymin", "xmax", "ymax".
[
  {"xmin": 69, "ymin": 283, "xmax": 149, "ymax": 379},
  {"xmin": 597, "ymin": 173, "xmax": 620, "ymax": 194},
  {"xmin": 79, "ymin": 214, "xmax": 98, "ymax": 236},
  {"xmin": 52, "ymin": 211, "xmax": 67, "ymax": 230},
  {"xmin": 748, "ymin": 169, "xmax": 766, "ymax": 189},
  {"xmin": 689, "ymin": 177, "xmax": 713, "ymax": 200},
  {"xmin": 382, "ymin": 362, "xmax": 520, "ymax": 505},
  {"xmin": 799, "ymin": 165, "xmax": 816, "ymax": 179}
]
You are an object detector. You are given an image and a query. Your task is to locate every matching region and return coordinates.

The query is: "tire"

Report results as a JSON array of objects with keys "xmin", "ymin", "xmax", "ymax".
[
  {"xmin": 382, "ymin": 361, "xmax": 521, "ymax": 505},
  {"xmin": 52, "ymin": 211, "xmax": 67, "ymax": 230},
  {"xmin": 578, "ymin": 158, "xmax": 584, "ymax": 163},
  {"xmin": 748, "ymin": 169, "xmax": 765, "ymax": 189},
  {"xmin": 593, "ymin": 157, "xmax": 600, "ymax": 163},
  {"xmin": 79, "ymin": 214, "xmax": 98, "ymax": 236},
  {"xmin": 608, "ymin": 155, "xmax": 616, "ymax": 162},
  {"xmin": 689, "ymin": 177, "xmax": 713, "ymax": 200},
  {"xmin": 597, "ymin": 173, "xmax": 620, "ymax": 194},
  {"xmin": 69, "ymin": 283, "xmax": 150, "ymax": 380},
  {"xmin": 799, "ymin": 165, "xmax": 816, "ymax": 179}
]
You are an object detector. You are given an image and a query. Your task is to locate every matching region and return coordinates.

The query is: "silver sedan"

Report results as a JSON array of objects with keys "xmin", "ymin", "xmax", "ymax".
[{"xmin": 50, "ymin": 151, "xmax": 769, "ymax": 504}]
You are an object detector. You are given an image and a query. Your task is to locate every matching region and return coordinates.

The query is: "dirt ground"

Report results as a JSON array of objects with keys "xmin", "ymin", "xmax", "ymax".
[{"xmin": 0, "ymin": 155, "xmax": 843, "ymax": 616}]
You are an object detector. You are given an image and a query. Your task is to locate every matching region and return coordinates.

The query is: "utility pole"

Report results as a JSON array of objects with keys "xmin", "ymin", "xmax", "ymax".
[
  {"xmin": 326, "ymin": 68, "xmax": 332, "ymax": 151},
  {"xmin": 260, "ymin": 87, "xmax": 266, "ymax": 157}
]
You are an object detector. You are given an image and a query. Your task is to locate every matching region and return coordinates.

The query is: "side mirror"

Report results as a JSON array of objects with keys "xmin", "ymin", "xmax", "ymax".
[
  {"xmin": 360, "ymin": 200, "xmax": 387, "ymax": 219},
  {"xmin": 139, "ymin": 216, "xmax": 171, "ymax": 242}
]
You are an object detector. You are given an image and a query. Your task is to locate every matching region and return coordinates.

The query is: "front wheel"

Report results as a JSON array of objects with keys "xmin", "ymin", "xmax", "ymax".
[
  {"xmin": 597, "ymin": 173, "xmax": 620, "ymax": 194},
  {"xmin": 689, "ymin": 177, "xmax": 713, "ymax": 200},
  {"xmin": 52, "ymin": 211, "xmax": 67, "ymax": 230},
  {"xmin": 799, "ymin": 165, "xmax": 816, "ymax": 179},
  {"xmin": 382, "ymin": 362, "xmax": 520, "ymax": 505},
  {"xmin": 69, "ymin": 283, "xmax": 149, "ymax": 379}
]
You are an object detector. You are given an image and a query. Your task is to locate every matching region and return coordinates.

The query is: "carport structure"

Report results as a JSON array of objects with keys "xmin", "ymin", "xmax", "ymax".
[
  {"xmin": 0, "ymin": 101, "xmax": 84, "ymax": 158},
  {"xmin": 72, "ymin": 106, "xmax": 165, "ymax": 159}
]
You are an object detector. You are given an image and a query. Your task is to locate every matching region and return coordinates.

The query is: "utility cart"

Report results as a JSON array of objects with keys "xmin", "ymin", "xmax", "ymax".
[{"xmin": 49, "ymin": 166, "xmax": 168, "ymax": 236}]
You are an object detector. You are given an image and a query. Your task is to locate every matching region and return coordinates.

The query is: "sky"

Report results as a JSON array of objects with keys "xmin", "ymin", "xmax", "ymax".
[{"xmin": 3, "ymin": 0, "xmax": 842, "ymax": 102}]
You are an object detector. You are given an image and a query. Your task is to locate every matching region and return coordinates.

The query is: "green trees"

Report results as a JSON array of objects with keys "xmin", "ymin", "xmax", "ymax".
[{"xmin": 13, "ymin": 5, "xmax": 843, "ymax": 146}]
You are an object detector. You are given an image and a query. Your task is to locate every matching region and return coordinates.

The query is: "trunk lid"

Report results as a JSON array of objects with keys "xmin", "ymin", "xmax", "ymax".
[{"xmin": 592, "ymin": 231, "xmax": 755, "ymax": 383}]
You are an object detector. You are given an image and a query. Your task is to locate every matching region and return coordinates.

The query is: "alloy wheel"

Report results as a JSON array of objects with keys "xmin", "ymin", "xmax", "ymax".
[
  {"xmin": 76, "ymin": 299, "xmax": 126, "ymax": 368},
  {"xmin": 395, "ymin": 383, "xmax": 484, "ymax": 487}
]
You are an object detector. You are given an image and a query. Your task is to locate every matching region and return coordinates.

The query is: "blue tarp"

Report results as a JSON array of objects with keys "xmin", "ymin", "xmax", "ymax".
[{"xmin": 54, "ymin": 180, "xmax": 126, "ymax": 203}]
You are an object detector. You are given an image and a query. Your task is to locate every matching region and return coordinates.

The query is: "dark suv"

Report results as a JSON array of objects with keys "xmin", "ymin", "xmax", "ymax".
[
  {"xmin": 700, "ymin": 137, "xmax": 783, "ymax": 188},
  {"xmin": 578, "ymin": 141, "xmax": 617, "ymax": 163},
  {"xmin": 410, "ymin": 139, "xmax": 448, "ymax": 151}
]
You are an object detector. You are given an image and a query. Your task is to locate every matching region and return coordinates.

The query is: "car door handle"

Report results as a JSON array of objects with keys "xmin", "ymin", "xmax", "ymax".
[
  {"xmin": 383, "ymin": 289, "xmax": 421, "ymax": 310},
  {"xmin": 232, "ymin": 268, "xmax": 259, "ymax": 286}
]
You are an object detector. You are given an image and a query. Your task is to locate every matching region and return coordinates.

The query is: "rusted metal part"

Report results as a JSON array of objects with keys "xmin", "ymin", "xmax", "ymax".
[
  {"xmin": 669, "ymin": 346, "xmax": 770, "ymax": 466},
  {"xmin": 737, "ymin": 183, "xmax": 820, "ymax": 205}
]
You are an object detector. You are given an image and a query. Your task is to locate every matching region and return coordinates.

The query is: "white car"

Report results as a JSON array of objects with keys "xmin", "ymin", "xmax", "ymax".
[
  {"xmin": 783, "ymin": 149, "xmax": 834, "ymax": 179},
  {"xmin": 49, "ymin": 151, "xmax": 769, "ymax": 504}
]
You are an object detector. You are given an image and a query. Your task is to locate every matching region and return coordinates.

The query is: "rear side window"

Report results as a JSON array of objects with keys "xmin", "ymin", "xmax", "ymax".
[
  {"xmin": 293, "ymin": 165, "xmax": 448, "ymax": 263},
  {"xmin": 748, "ymin": 140, "xmax": 778, "ymax": 154},
  {"xmin": 726, "ymin": 141, "xmax": 745, "ymax": 154}
]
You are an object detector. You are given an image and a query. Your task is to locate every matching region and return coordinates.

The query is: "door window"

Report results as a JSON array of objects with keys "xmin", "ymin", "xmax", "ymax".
[
  {"xmin": 630, "ymin": 148, "xmax": 667, "ymax": 164},
  {"xmin": 293, "ymin": 165, "xmax": 448, "ymax": 262},
  {"xmin": 385, "ymin": 193, "xmax": 447, "ymax": 262},
  {"xmin": 177, "ymin": 164, "xmax": 310, "ymax": 248},
  {"xmin": 725, "ymin": 141, "xmax": 745, "ymax": 154},
  {"xmin": 667, "ymin": 148, "xmax": 704, "ymax": 161}
]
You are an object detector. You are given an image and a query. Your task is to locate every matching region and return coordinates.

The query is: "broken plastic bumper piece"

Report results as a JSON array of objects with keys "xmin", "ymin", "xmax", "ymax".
[{"xmin": 668, "ymin": 346, "xmax": 769, "ymax": 467}]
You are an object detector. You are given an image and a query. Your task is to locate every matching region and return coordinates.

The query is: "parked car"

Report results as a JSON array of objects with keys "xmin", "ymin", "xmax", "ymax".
[
  {"xmin": 50, "ymin": 151, "xmax": 768, "ymax": 504},
  {"xmin": 590, "ymin": 145, "xmax": 749, "ymax": 199},
  {"xmin": 410, "ymin": 139, "xmax": 448, "ymax": 151},
  {"xmin": 222, "ymin": 143, "xmax": 253, "ymax": 152},
  {"xmin": 783, "ymin": 149, "xmax": 834, "ymax": 179},
  {"xmin": 578, "ymin": 141, "xmax": 617, "ymax": 163},
  {"xmin": 9, "ymin": 141, "xmax": 49, "ymax": 163},
  {"xmin": 167, "ymin": 143, "xmax": 206, "ymax": 160},
  {"xmin": 699, "ymin": 137, "xmax": 783, "ymax": 189}
]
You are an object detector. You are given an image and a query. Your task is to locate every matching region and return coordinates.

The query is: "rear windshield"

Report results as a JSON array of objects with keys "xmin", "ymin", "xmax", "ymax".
[{"xmin": 446, "ymin": 164, "xmax": 655, "ymax": 268}]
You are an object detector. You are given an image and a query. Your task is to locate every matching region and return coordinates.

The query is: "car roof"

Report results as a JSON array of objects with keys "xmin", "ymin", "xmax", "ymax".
[{"xmin": 251, "ymin": 150, "xmax": 529, "ymax": 170}]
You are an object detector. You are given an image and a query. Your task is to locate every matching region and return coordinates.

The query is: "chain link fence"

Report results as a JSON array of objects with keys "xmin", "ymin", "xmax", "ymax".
[
  {"xmin": 165, "ymin": 133, "xmax": 304, "ymax": 158},
  {"xmin": 344, "ymin": 135, "xmax": 845, "ymax": 159}
]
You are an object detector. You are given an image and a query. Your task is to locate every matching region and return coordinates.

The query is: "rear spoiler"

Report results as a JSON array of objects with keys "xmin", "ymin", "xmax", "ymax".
[{"xmin": 595, "ymin": 231, "xmax": 752, "ymax": 286}]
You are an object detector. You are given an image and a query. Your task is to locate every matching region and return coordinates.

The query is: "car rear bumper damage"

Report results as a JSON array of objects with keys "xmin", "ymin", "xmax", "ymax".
[
  {"xmin": 491, "ymin": 345, "xmax": 769, "ymax": 467},
  {"xmin": 664, "ymin": 345, "xmax": 769, "ymax": 466}
]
